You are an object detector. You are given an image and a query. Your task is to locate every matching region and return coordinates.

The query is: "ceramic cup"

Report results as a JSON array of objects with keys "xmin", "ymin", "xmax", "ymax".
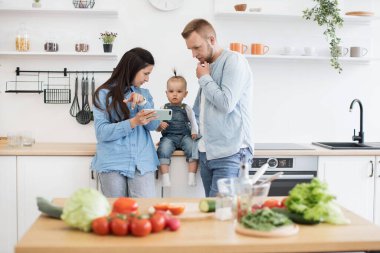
[
  {"xmin": 338, "ymin": 46, "xmax": 349, "ymax": 57},
  {"xmin": 282, "ymin": 46, "xmax": 296, "ymax": 55},
  {"xmin": 350, "ymin": 47, "xmax": 368, "ymax": 57},
  {"xmin": 230, "ymin": 42, "xmax": 248, "ymax": 54},
  {"xmin": 251, "ymin": 43, "xmax": 269, "ymax": 55},
  {"xmin": 304, "ymin": 47, "xmax": 317, "ymax": 56}
]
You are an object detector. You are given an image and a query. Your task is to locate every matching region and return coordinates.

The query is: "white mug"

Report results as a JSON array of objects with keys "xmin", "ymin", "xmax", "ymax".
[
  {"xmin": 304, "ymin": 47, "xmax": 317, "ymax": 56},
  {"xmin": 338, "ymin": 46, "xmax": 349, "ymax": 57},
  {"xmin": 283, "ymin": 46, "xmax": 296, "ymax": 55},
  {"xmin": 350, "ymin": 47, "xmax": 368, "ymax": 57}
]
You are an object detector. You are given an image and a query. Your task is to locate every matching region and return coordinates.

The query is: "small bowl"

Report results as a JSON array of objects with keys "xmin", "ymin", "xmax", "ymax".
[{"xmin": 234, "ymin": 4, "xmax": 247, "ymax": 12}]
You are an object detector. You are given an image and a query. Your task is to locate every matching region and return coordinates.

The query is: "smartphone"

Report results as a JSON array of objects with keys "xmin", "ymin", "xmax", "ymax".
[{"xmin": 145, "ymin": 109, "xmax": 172, "ymax": 121}]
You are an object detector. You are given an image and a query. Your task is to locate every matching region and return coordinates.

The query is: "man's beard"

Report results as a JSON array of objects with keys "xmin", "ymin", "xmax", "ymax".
[{"xmin": 204, "ymin": 43, "xmax": 214, "ymax": 63}]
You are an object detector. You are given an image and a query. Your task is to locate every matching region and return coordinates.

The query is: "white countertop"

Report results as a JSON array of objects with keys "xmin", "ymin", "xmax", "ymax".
[{"xmin": 1, "ymin": 143, "xmax": 380, "ymax": 156}]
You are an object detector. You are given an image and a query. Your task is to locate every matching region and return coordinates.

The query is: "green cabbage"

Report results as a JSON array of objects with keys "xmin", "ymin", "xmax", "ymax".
[
  {"xmin": 286, "ymin": 178, "xmax": 350, "ymax": 225},
  {"xmin": 61, "ymin": 188, "xmax": 111, "ymax": 232}
]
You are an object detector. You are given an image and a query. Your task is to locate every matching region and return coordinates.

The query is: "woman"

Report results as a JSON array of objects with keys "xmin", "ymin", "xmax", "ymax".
[{"xmin": 91, "ymin": 47, "xmax": 159, "ymax": 198}]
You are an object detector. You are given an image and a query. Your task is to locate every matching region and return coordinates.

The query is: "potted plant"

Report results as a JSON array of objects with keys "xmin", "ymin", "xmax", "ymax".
[
  {"xmin": 303, "ymin": 0, "xmax": 344, "ymax": 73},
  {"xmin": 32, "ymin": 0, "xmax": 41, "ymax": 8},
  {"xmin": 99, "ymin": 31, "xmax": 117, "ymax": 53}
]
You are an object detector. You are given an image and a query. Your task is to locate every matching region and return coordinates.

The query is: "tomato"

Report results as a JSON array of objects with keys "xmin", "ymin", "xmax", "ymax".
[
  {"xmin": 131, "ymin": 218, "xmax": 152, "ymax": 237},
  {"xmin": 168, "ymin": 205, "xmax": 185, "ymax": 216},
  {"xmin": 110, "ymin": 218, "xmax": 128, "ymax": 236},
  {"xmin": 167, "ymin": 217, "xmax": 181, "ymax": 231},
  {"xmin": 91, "ymin": 217, "xmax": 110, "ymax": 236},
  {"xmin": 251, "ymin": 204, "xmax": 262, "ymax": 213},
  {"xmin": 262, "ymin": 199, "xmax": 282, "ymax": 209},
  {"xmin": 150, "ymin": 213, "xmax": 166, "ymax": 233},
  {"xmin": 155, "ymin": 210, "xmax": 171, "ymax": 228},
  {"xmin": 113, "ymin": 197, "xmax": 138, "ymax": 214},
  {"xmin": 154, "ymin": 203, "xmax": 169, "ymax": 212},
  {"xmin": 280, "ymin": 197, "xmax": 288, "ymax": 208}
]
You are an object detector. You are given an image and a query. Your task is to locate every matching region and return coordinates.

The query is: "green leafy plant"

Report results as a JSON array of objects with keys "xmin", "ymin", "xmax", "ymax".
[
  {"xmin": 303, "ymin": 0, "xmax": 344, "ymax": 73},
  {"xmin": 99, "ymin": 31, "xmax": 118, "ymax": 44}
]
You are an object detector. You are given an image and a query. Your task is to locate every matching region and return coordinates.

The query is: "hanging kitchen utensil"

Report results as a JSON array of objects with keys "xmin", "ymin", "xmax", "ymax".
[
  {"xmin": 90, "ymin": 74, "xmax": 95, "ymax": 121},
  {"xmin": 69, "ymin": 75, "xmax": 80, "ymax": 117},
  {"xmin": 76, "ymin": 74, "xmax": 91, "ymax": 125}
]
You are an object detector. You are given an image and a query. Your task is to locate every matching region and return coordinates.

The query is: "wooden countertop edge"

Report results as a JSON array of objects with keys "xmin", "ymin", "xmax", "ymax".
[{"xmin": 1, "ymin": 143, "xmax": 380, "ymax": 156}]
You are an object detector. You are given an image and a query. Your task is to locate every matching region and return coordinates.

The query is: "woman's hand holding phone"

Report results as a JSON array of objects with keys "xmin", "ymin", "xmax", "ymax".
[{"xmin": 130, "ymin": 110, "xmax": 157, "ymax": 128}]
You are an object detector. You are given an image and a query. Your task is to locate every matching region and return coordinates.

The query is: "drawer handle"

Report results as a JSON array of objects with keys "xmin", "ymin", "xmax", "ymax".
[{"xmin": 369, "ymin": 160, "xmax": 374, "ymax": 177}]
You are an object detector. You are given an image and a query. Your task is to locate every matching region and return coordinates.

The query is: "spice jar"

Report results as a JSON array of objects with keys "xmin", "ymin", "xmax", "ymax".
[{"xmin": 15, "ymin": 24, "xmax": 30, "ymax": 52}]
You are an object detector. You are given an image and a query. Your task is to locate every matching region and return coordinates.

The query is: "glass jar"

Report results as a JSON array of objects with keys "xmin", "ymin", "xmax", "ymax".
[{"xmin": 15, "ymin": 24, "xmax": 30, "ymax": 52}]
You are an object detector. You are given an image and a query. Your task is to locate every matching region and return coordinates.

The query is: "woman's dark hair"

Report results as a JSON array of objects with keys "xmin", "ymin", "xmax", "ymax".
[{"xmin": 94, "ymin": 47, "xmax": 154, "ymax": 122}]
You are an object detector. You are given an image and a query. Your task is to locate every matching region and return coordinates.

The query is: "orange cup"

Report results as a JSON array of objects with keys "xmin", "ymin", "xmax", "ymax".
[
  {"xmin": 251, "ymin": 43, "xmax": 269, "ymax": 55},
  {"xmin": 230, "ymin": 42, "xmax": 248, "ymax": 54}
]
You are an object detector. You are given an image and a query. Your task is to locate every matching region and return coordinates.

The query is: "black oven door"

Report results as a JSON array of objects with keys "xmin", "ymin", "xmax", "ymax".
[{"xmin": 250, "ymin": 171, "xmax": 317, "ymax": 196}]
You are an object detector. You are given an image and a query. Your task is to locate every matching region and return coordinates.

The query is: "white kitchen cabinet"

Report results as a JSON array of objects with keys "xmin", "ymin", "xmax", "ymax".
[
  {"xmin": 162, "ymin": 156, "xmax": 205, "ymax": 198},
  {"xmin": 17, "ymin": 156, "xmax": 94, "ymax": 239},
  {"xmin": 0, "ymin": 156, "xmax": 17, "ymax": 253},
  {"xmin": 375, "ymin": 157, "xmax": 380, "ymax": 226},
  {"xmin": 318, "ymin": 156, "xmax": 376, "ymax": 223}
]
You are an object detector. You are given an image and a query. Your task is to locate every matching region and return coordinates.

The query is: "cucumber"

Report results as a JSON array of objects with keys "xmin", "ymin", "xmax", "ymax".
[
  {"xmin": 37, "ymin": 197, "xmax": 63, "ymax": 219},
  {"xmin": 199, "ymin": 199, "xmax": 216, "ymax": 213}
]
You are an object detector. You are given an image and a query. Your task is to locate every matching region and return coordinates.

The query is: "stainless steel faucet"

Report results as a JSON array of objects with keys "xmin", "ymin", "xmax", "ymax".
[{"xmin": 349, "ymin": 99, "xmax": 364, "ymax": 144}]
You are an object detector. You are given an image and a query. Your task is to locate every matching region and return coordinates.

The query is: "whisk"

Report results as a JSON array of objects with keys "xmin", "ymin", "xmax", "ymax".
[{"xmin": 69, "ymin": 75, "xmax": 80, "ymax": 117}]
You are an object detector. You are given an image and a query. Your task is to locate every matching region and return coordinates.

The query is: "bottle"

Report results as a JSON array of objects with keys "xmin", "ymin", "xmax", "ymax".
[
  {"xmin": 239, "ymin": 157, "xmax": 250, "ymax": 179},
  {"xmin": 16, "ymin": 24, "xmax": 30, "ymax": 52}
]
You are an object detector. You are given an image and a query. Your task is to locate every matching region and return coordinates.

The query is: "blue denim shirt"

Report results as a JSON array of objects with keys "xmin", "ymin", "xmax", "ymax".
[
  {"xmin": 193, "ymin": 50, "xmax": 254, "ymax": 160},
  {"xmin": 91, "ymin": 86, "xmax": 160, "ymax": 178}
]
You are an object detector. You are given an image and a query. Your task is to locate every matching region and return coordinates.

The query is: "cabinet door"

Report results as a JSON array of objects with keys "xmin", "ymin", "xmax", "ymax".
[
  {"xmin": 162, "ymin": 156, "xmax": 205, "ymax": 198},
  {"xmin": 0, "ymin": 156, "xmax": 17, "ymax": 253},
  {"xmin": 375, "ymin": 156, "xmax": 380, "ymax": 226},
  {"xmin": 17, "ymin": 156, "xmax": 93, "ymax": 239},
  {"xmin": 318, "ymin": 156, "xmax": 375, "ymax": 222}
]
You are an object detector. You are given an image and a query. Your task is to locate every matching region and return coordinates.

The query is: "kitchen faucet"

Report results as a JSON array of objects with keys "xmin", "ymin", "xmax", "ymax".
[{"xmin": 349, "ymin": 99, "xmax": 364, "ymax": 144}]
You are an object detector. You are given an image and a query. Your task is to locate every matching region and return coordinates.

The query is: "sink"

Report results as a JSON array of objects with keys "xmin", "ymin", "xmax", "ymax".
[{"xmin": 312, "ymin": 142, "xmax": 380, "ymax": 150}]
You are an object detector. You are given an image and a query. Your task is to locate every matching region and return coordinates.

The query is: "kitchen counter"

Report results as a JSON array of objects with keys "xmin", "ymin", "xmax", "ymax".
[
  {"xmin": 2, "ymin": 142, "xmax": 380, "ymax": 156},
  {"xmin": 15, "ymin": 198, "xmax": 380, "ymax": 253}
]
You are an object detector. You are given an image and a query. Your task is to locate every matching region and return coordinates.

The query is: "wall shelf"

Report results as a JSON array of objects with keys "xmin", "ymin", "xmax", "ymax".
[
  {"xmin": 215, "ymin": 12, "xmax": 379, "ymax": 25},
  {"xmin": 244, "ymin": 54, "xmax": 376, "ymax": 64},
  {"xmin": 0, "ymin": 51, "xmax": 117, "ymax": 59},
  {"xmin": 0, "ymin": 7, "xmax": 118, "ymax": 17}
]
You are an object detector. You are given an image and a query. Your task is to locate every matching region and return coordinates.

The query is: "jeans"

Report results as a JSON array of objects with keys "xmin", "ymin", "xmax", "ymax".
[
  {"xmin": 199, "ymin": 148, "xmax": 253, "ymax": 197},
  {"xmin": 98, "ymin": 170, "xmax": 156, "ymax": 198},
  {"xmin": 157, "ymin": 135, "xmax": 195, "ymax": 165}
]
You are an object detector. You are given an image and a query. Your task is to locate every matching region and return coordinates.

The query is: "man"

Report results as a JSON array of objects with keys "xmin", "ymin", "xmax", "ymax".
[{"xmin": 181, "ymin": 19, "xmax": 254, "ymax": 197}]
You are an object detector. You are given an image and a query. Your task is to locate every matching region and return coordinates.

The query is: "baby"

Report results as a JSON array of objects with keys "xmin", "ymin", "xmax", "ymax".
[{"xmin": 157, "ymin": 71, "xmax": 198, "ymax": 187}]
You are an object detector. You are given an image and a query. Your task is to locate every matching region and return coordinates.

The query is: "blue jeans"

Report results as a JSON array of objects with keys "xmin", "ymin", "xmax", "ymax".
[
  {"xmin": 199, "ymin": 148, "xmax": 253, "ymax": 197},
  {"xmin": 157, "ymin": 135, "xmax": 195, "ymax": 165}
]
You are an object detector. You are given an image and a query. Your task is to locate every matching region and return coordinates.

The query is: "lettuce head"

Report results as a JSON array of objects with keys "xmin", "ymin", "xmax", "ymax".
[{"xmin": 61, "ymin": 188, "xmax": 111, "ymax": 232}]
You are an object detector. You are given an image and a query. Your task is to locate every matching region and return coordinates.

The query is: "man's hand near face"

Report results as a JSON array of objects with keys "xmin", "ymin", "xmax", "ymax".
[{"xmin": 196, "ymin": 62, "xmax": 210, "ymax": 79}]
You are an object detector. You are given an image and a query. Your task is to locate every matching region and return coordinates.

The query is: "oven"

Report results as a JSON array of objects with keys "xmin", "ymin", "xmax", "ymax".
[{"xmin": 250, "ymin": 156, "xmax": 318, "ymax": 196}]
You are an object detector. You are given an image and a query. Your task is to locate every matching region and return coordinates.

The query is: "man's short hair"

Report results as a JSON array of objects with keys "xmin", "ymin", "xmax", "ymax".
[{"xmin": 181, "ymin": 19, "xmax": 216, "ymax": 39}]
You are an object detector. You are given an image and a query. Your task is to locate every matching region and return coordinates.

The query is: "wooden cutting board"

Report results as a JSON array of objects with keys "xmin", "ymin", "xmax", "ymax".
[
  {"xmin": 345, "ymin": 11, "xmax": 374, "ymax": 16},
  {"xmin": 176, "ymin": 202, "xmax": 214, "ymax": 221},
  {"xmin": 235, "ymin": 222, "xmax": 299, "ymax": 237}
]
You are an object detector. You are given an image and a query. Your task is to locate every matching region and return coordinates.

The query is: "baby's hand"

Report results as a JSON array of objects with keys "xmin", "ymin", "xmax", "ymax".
[
  {"xmin": 191, "ymin": 134, "xmax": 197, "ymax": 140},
  {"xmin": 157, "ymin": 122, "xmax": 169, "ymax": 131}
]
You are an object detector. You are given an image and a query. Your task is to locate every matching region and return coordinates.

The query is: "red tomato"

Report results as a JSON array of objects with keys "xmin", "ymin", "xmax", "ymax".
[
  {"xmin": 155, "ymin": 210, "xmax": 171, "ymax": 228},
  {"xmin": 251, "ymin": 204, "xmax": 262, "ymax": 213},
  {"xmin": 150, "ymin": 213, "xmax": 166, "ymax": 233},
  {"xmin": 262, "ymin": 199, "xmax": 282, "ymax": 209},
  {"xmin": 113, "ymin": 197, "xmax": 138, "ymax": 214},
  {"xmin": 131, "ymin": 218, "xmax": 152, "ymax": 237},
  {"xmin": 110, "ymin": 218, "xmax": 128, "ymax": 236},
  {"xmin": 280, "ymin": 197, "xmax": 288, "ymax": 208},
  {"xmin": 154, "ymin": 203, "xmax": 169, "ymax": 212},
  {"xmin": 91, "ymin": 217, "xmax": 110, "ymax": 236},
  {"xmin": 168, "ymin": 205, "xmax": 185, "ymax": 216},
  {"xmin": 167, "ymin": 217, "xmax": 181, "ymax": 231}
]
